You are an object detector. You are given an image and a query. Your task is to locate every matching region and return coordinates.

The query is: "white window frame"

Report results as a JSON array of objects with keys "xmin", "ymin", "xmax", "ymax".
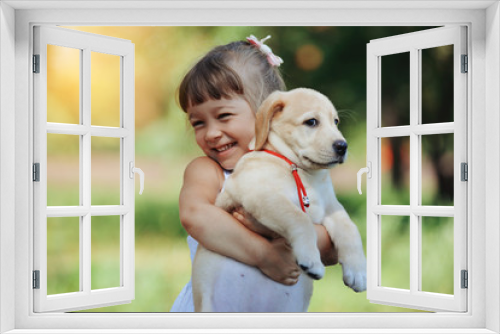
[
  {"xmin": 0, "ymin": 1, "xmax": 499, "ymax": 333},
  {"xmin": 366, "ymin": 26, "xmax": 468, "ymax": 312},
  {"xmin": 33, "ymin": 25, "xmax": 136, "ymax": 313}
]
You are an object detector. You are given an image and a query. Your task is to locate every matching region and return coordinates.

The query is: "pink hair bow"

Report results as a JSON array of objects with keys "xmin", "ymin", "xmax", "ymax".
[{"xmin": 246, "ymin": 35, "xmax": 284, "ymax": 67}]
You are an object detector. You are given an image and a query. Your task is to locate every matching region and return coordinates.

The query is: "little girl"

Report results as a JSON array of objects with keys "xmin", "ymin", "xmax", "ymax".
[{"xmin": 170, "ymin": 35, "xmax": 337, "ymax": 312}]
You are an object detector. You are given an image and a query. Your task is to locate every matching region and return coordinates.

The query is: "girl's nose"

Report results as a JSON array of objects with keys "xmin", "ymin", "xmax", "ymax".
[{"xmin": 205, "ymin": 124, "xmax": 222, "ymax": 142}]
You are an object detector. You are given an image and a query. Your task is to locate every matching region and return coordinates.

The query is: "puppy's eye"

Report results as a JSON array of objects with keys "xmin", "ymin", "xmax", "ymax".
[
  {"xmin": 334, "ymin": 119, "xmax": 339, "ymax": 125},
  {"xmin": 304, "ymin": 118, "xmax": 318, "ymax": 127}
]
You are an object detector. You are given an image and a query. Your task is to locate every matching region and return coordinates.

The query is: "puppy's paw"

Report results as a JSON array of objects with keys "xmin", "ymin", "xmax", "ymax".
[
  {"xmin": 340, "ymin": 253, "xmax": 367, "ymax": 292},
  {"xmin": 297, "ymin": 256, "xmax": 325, "ymax": 280},
  {"xmin": 342, "ymin": 265, "xmax": 366, "ymax": 292}
]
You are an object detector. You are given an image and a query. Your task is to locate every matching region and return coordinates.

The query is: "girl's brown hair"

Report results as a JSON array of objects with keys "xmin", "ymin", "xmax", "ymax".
[{"xmin": 178, "ymin": 40, "xmax": 286, "ymax": 113}]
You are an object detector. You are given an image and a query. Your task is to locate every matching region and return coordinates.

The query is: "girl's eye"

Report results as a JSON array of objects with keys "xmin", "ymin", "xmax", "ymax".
[
  {"xmin": 304, "ymin": 118, "xmax": 319, "ymax": 127},
  {"xmin": 191, "ymin": 120, "xmax": 203, "ymax": 128},
  {"xmin": 218, "ymin": 113, "xmax": 232, "ymax": 120},
  {"xmin": 334, "ymin": 119, "xmax": 339, "ymax": 126}
]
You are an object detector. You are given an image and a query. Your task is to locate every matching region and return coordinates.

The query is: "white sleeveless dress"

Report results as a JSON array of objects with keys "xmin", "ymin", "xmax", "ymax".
[{"xmin": 170, "ymin": 170, "xmax": 312, "ymax": 312}]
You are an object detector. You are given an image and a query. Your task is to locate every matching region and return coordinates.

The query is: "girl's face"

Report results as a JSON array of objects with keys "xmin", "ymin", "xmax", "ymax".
[{"xmin": 187, "ymin": 97, "xmax": 256, "ymax": 170}]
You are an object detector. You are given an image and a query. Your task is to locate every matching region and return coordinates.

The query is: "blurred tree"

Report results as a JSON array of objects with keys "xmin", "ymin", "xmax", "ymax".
[
  {"xmin": 58, "ymin": 25, "xmax": 452, "ymax": 207},
  {"xmin": 421, "ymin": 46, "xmax": 455, "ymax": 204}
]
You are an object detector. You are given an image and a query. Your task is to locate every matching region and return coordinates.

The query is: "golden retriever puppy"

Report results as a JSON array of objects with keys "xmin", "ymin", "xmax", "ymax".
[{"xmin": 192, "ymin": 88, "xmax": 366, "ymax": 312}]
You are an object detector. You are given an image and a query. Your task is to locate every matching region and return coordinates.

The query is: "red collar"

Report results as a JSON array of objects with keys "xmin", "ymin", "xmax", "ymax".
[{"xmin": 260, "ymin": 149, "xmax": 310, "ymax": 213}]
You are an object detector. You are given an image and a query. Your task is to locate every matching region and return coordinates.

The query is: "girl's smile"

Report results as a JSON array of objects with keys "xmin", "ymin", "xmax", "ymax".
[{"xmin": 187, "ymin": 97, "xmax": 256, "ymax": 170}]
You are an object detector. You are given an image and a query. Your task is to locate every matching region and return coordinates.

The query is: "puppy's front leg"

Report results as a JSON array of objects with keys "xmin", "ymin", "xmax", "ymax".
[
  {"xmin": 322, "ymin": 209, "xmax": 366, "ymax": 292},
  {"xmin": 248, "ymin": 197, "xmax": 325, "ymax": 280}
]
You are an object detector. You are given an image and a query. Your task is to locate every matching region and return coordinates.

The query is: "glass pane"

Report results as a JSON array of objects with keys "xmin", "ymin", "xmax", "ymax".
[
  {"xmin": 91, "ymin": 52, "xmax": 121, "ymax": 127},
  {"xmin": 91, "ymin": 216, "xmax": 121, "ymax": 290},
  {"xmin": 47, "ymin": 133, "xmax": 80, "ymax": 206},
  {"xmin": 91, "ymin": 137, "xmax": 121, "ymax": 205},
  {"xmin": 381, "ymin": 215, "xmax": 410, "ymax": 290},
  {"xmin": 421, "ymin": 45, "xmax": 454, "ymax": 124},
  {"xmin": 47, "ymin": 45, "xmax": 80, "ymax": 124},
  {"xmin": 381, "ymin": 137, "xmax": 410, "ymax": 205},
  {"xmin": 421, "ymin": 134, "xmax": 454, "ymax": 206},
  {"xmin": 47, "ymin": 217, "xmax": 80, "ymax": 295},
  {"xmin": 381, "ymin": 52, "xmax": 410, "ymax": 127},
  {"xmin": 421, "ymin": 217, "xmax": 454, "ymax": 294}
]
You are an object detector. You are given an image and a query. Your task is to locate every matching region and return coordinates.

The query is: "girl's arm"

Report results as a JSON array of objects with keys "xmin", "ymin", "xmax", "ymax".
[
  {"xmin": 315, "ymin": 225, "xmax": 338, "ymax": 266},
  {"xmin": 232, "ymin": 208, "xmax": 338, "ymax": 266},
  {"xmin": 179, "ymin": 156, "xmax": 300, "ymax": 285}
]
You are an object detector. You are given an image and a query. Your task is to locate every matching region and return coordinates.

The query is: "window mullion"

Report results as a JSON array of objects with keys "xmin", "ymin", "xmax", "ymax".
[
  {"xmin": 81, "ymin": 47, "xmax": 92, "ymax": 294},
  {"xmin": 46, "ymin": 123, "xmax": 130, "ymax": 138},
  {"xmin": 409, "ymin": 48, "xmax": 420, "ymax": 294}
]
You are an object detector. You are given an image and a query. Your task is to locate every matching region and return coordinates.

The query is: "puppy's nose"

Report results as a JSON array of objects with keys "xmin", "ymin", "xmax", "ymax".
[{"xmin": 333, "ymin": 140, "xmax": 348, "ymax": 157}]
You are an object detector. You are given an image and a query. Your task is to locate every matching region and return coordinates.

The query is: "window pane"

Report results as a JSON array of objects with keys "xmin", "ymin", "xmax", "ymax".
[
  {"xmin": 421, "ymin": 45, "xmax": 454, "ymax": 124},
  {"xmin": 47, "ymin": 217, "xmax": 80, "ymax": 295},
  {"xmin": 421, "ymin": 134, "xmax": 454, "ymax": 206},
  {"xmin": 91, "ymin": 137, "xmax": 121, "ymax": 205},
  {"xmin": 381, "ymin": 52, "xmax": 410, "ymax": 127},
  {"xmin": 421, "ymin": 217, "xmax": 454, "ymax": 294},
  {"xmin": 47, "ymin": 133, "xmax": 80, "ymax": 206},
  {"xmin": 47, "ymin": 45, "xmax": 80, "ymax": 124},
  {"xmin": 381, "ymin": 137, "xmax": 410, "ymax": 205},
  {"xmin": 91, "ymin": 216, "xmax": 121, "ymax": 290},
  {"xmin": 91, "ymin": 52, "xmax": 121, "ymax": 127},
  {"xmin": 381, "ymin": 215, "xmax": 410, "ymax": 290}
]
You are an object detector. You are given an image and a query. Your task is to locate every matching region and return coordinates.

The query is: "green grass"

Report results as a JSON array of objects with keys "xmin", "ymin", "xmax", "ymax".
[{"xmin": 45, "ymin": 159, "xmax": 455, "ymax": 313}]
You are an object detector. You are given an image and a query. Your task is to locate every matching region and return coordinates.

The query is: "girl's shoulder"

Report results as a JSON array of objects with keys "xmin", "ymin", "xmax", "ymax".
[{"xmin": 184, "ymin": 156, "xmax": 226, "ymax": 192}]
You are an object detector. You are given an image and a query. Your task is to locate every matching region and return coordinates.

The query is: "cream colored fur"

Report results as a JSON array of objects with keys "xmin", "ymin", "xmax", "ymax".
[{"xmin": 192, "ymin": 88, "xmax": 367, "ymax": 312}]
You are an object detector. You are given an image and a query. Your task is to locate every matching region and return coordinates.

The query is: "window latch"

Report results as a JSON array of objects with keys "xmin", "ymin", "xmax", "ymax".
[
  {"xmin": 357, "ymin": 162, "xmax": 372, "ymax": 195},
  {"xmin": 129, "ymin": 162, "xmax": 144, "ymax": 195}
]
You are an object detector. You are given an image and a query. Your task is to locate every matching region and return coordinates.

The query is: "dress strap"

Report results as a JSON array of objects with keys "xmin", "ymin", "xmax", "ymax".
[{"xmin": 223, "ymin": 169, "xmax": 233, "ymax": 179}]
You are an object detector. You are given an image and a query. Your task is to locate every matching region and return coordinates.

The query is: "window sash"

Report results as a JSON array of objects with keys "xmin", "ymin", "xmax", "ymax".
[
  {"xmin": 33, "ymin": 25, "xmax": 136, "ymax": 313},
  {"xmin": 366, "ymin": 26, "xmax": 468, "ymax": 312}
]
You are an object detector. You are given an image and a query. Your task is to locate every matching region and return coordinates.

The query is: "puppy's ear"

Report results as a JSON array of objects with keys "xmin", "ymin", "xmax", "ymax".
[{"xmin": 254, "ymin": 92, "xmax": 285, "ymax": 151}]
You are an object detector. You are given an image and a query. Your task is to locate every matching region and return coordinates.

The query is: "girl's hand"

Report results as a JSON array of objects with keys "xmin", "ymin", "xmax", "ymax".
[
  {"xmin": 232, "ymin": 208, "xmax": 299, "ymax": 285},
  {"xmin": 315, "ymin": 225, "xmax": 338, "ymax": 266},
  {"xmin": 257, "ymin": 238, "xmax": 301, "ymax": 286}
]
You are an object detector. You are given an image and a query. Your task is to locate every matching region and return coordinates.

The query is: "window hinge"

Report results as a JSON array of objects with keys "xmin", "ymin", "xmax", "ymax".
[
  {"xmin": 33, "ymin": 163, "xmax": 40, "ymax": 182},
  {"xmin": 461, "ymin": 162, "xmax": 468, "ymax": 181},
  {"xmin": 33, "ymin": 54, "xmax": 40, "ymax": 73},
  {"xmin": 33, "ymin": 270, "xmax": 40, "ymax": 289},
  {"xmin": 461, "ymin": 54, "xmax": 468, "ymax": 73},
  {"xmin": 461, "ymin": 270, "xmax": 468, "ymax": 289}
]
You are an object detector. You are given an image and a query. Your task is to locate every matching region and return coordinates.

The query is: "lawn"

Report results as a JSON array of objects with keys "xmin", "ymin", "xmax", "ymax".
[{"xmin": 46, "ymin": 156, "xmax": 452, "ymax": 312}]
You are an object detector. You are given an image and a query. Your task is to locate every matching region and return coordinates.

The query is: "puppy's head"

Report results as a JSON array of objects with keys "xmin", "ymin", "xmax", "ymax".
[{"xmin": 255, "ymin": 88, "xmax": 347, "ymax": 170}]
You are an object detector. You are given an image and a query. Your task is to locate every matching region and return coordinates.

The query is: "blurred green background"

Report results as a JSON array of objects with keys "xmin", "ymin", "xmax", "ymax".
[{"xmin": 45, "ymin": 26, "xmax": 455, "ymax": 312}]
